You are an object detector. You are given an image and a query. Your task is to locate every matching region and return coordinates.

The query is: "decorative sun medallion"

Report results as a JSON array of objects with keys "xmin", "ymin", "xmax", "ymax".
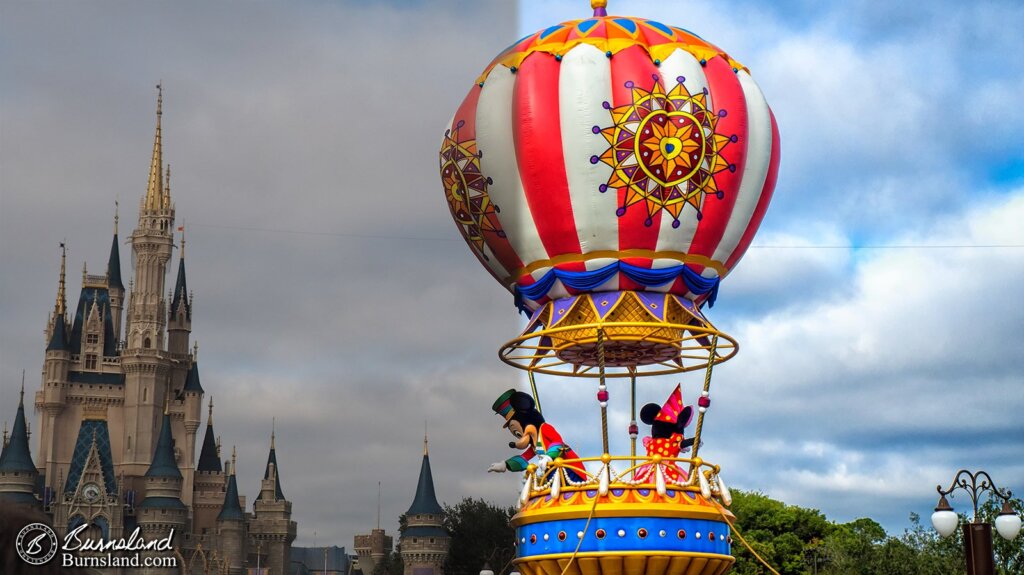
[
  {"xmin": 440, "ymin": 119, "xmax": 505, "ymax": 258},
  {"xmin": 593, "ymin": 75, "xmax": 736, "ymax": 227}
]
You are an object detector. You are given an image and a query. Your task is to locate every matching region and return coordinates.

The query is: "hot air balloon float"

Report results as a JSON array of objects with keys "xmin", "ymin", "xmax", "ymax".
[{"xmin": 439, "ymin": 0, "xmax": 780, "ymax": 573}]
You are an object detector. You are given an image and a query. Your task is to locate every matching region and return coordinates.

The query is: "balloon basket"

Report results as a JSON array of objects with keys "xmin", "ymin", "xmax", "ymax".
[
  {"xmin": 500, "ymin": 292, "xmax": 737, "ymax": 378},
  {"xmin": 512, "ymin": 456, "xmax": 735, "ymax": 575}
]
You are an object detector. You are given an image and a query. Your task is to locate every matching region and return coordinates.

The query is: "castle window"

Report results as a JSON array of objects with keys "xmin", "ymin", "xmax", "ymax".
[
  {"xmin": 127, "ymin": 436, "xmax": 132, "ymax": 450},
  {"xmin": 86, "ymin": 333, "xmax": 99, "ymax": 345},
  {"xmin": 144, "ymin": 337, "xmax": 151, "ymax": 349},
  {"xmin": 85, "ymin": 354, "xmax": 98, "ymax": 369},
  {"xmin": 143, "ymin": 388, "xmax": 147, "ymax": 402}
]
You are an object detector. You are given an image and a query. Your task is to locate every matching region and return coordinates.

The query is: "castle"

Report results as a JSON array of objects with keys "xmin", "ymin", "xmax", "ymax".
[
  {"xmin": 0, "ymin": 88, "xmax": 297, "ymax": 574},
  {"xmin": 353, "ymin": 436, "xmax": 449, "ymax": 575}
]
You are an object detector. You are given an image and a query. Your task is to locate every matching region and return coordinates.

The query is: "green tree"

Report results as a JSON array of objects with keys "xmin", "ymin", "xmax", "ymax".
[
  {"xmin": 728, "ymin": 490, "xmax": 833, "ymax": 574},
  {"xmin": 442, "ymin": 498, "xmax": 517, "ymax": 575}
]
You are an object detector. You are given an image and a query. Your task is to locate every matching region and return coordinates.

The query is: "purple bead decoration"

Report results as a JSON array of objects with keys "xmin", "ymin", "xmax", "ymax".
[
  {"xmin": 730, "ymin": 134, "xmax": 738, "ymax": 143},
  {"xmin": 718, "ymin": 109, "xmax": 728, "ymax": 117},
  {"xmin": 644, "ymin": 217, "xmax": 653, "ymax": 227},
  {"xmin": 590, "ymin": 155, "xmax": 600, "ymax": 164},
  {"xmin": 602, "ymin": 101, "xmax": 611, "ymax": 109},
  {"xmin": 456, "ymin": 119, "xmax": 465, "ymax": 128},
  {"xmin": 677, "ymin": 76, "xmax": 685, "ymax": 84},
  {"xmin": 599, "ymin": 184, "xmax": 608, "ymax": 193},
  {"xmin": 616, "ymin": 207, "xmax": 627, "ymax": 217},
  {"xmin": 592, "ymin": 125, "xmax": 601, "ymax": 134},
  {"xmin": 716, "ymin": 191, "xmax": 724, "ymax": 199},
  {"xmin": 625, "ymin": 80, "xmax": 634, "ymax": 88},
  {"xmin": 728, "ymin": 164, "xmax": 736, "ymax": 172},
  {"xmin": 672, "ymin": 219, "xmax": 681, "ymax": 228},
  {"xmin": 486, "ymin": 177, "xmax": 493, "ymax": 184}
]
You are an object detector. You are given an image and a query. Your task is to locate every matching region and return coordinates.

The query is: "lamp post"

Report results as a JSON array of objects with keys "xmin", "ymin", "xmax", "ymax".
[
  {"xmin": 931, "ymin": 469, "xmax": 1022, "ymax": 575},
  {"xmin": 479, "ymin": 547, "xmax": 515, "ymax": 575}
]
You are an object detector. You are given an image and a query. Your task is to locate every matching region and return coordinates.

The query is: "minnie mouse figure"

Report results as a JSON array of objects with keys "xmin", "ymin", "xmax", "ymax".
[
  {"xmin": 634, "ymin": 384, "xmax": 694, "ymax": 484},
  {"xmin": 487, "ymin": 389, "xmax": 587, "ymax": 482}
]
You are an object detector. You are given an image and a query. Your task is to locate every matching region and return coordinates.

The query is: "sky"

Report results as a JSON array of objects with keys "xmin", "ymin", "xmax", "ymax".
[{"xmin": 1, "ymin": 0, "xmax": 1022, "ymax": 553}]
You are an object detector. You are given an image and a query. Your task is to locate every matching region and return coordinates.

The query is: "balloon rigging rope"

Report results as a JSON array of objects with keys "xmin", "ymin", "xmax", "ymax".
[
  {"xmin": 597, "ymin": 329, "xmax": 609, "ymax": 455},
  {"xmin": 688, "ymin": 334, "xmax": 718, "ymax": 476},
  {"xmin": 557, "ymin": 489, "xmax": 602, "ymax": 575},
  {"xmin": 711, "ymin": 500, "xmax": 782, "ymax": 575}
]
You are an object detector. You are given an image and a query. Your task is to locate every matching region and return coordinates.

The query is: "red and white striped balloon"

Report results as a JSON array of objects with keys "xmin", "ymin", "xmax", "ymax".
[{"xmin": 440, "ymin": 14, "xmax": 779, "ymax": 312}]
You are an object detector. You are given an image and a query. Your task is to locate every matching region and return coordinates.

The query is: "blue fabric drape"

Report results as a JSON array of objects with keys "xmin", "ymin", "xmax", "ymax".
[{"xmin": 514, "ymin": 260, "xmax": 720, "ymax": 314}]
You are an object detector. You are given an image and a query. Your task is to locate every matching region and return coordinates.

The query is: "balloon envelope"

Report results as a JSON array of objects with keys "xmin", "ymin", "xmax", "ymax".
[{"xmin": 440, "ymin": 16, "xmax": 780, "ymax": 312}]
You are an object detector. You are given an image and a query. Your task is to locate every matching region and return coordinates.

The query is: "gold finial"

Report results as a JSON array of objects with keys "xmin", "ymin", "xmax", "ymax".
[
  {"xmin": 2, "ymin": 421, "xmax": 7, "ymax": 448},
  {"xmin": 271, "ymin": 417, "xmax": 276, "ymax": 449},
  {"xmin": 114, "ymin": 199, "xmax": 119, "ymax": 235},
  {"xmin": 179, "ymin": 218, "xmax": 185, "ymax": 259},
  {"xmin": 163, "ymin": 386, "xmax": 170, "ymax": 415},
  {"xmin": 145, "ymin": 83, "xmax": 165, "ymax": 211},
  {"xmin": 55, "ymin": 242, "xmax": 67, "ymax": 316},
  {"xmin": 208, "ymin": 396, "xmax": 214, "ymax": 425},
  {"xmin": 424, "ymin": 421, "xmax": 429, "ymax": 455},
  {"xmin": 231, "ymin": 445, "xmax": 237, "ymax": 476},
  {"xmin": 82, "ymin": 261, "xmax": 87, "ymax": 284},
  {"xmin": 20, "ymin": 370, "xmax": 25, "ymax": 405},
  {"xmin": 591, "ymin": 0, "xmax": 607, "ymax": 16},
  {"xmin": 193, "ymin": 341, "xmax": 198, "ymax": 360}
]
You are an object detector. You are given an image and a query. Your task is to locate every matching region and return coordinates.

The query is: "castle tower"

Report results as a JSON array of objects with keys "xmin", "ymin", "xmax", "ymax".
[
  {"xmin": 0, "ymin": 380, "xmax": 41, "ymax": 508},
  {"xmin": 400, "ymin": 436, "xmax": 449, "ymax": 575},
  {"xmin": 122, "ymin": 85, "xmax": 176, "ymax": 474},
  {"xmin": 193, "ymin": 397, "xmax": 227, "ymax": 535},
  {"xmin": 354, "ymin": 482, "xmax": 393, "ymax": 575},
  {"xmin": 39, "ymin": 245, "xmax": 71, "ymax": 483},
  {"xmin": 138, "ymin": 404, "xmax": 187, "ymax": 556},
  {"xmin": 250, "ymin": 425, "xmax": 297, "ymax": 575},
  {"xmin": 217, "ymin": 448, "xmax": 247, "ymax": 575}
]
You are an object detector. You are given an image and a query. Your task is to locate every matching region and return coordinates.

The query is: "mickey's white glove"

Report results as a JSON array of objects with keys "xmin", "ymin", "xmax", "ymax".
[
  {"xmin": 488, "ymin": 462, "xmax": 507, "ymax": 473},
  {"xmin": 535, "ymin": 454, "xmax": 553, "ymax": 475}
]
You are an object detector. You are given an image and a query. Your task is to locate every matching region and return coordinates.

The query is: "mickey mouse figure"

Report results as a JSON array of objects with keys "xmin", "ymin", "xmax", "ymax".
[
  {"xmin": 634, "ymin": 384, "xmax": 694, "ymax": 484},
  {"xmin": 487, "ymin": 389, "xmax": 587, "ymax": 482}
]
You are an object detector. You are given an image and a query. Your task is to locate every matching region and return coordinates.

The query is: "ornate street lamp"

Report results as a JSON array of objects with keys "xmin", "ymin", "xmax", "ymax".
[{"xmin": 931, "ymin": 469, "xmax": 1022, "ymax": 575}]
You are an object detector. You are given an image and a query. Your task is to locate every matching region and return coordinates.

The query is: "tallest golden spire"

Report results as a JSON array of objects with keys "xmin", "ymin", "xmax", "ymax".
[{"xmin": 144, "ymin": 83, "xmax": 164, "ymax": 211}]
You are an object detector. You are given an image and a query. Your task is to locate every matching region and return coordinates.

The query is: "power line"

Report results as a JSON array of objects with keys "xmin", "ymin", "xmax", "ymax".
[{"xmin": 188, "ymin": 222, "xmax": 1024, "ymax": 249}]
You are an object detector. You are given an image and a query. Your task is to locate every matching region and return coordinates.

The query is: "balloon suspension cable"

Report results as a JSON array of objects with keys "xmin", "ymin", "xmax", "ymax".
[
  {"xmin": 597, "ymin": 328, "xmax": 610, "ymax": 455},
  {"xmin": 629, "ymin": 368, "xmax": 637, "ymax": 477},
  {"xmin": 528, "ymin": 370, "xmax": 542, "ymax": 415},
  {"xmin": 689, "ymin": 334, "xmax": 718, "ymax": 475}
]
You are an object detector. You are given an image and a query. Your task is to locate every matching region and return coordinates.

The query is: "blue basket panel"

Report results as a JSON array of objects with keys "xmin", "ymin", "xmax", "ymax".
[{"xmin": 516, "ymin": 516, "xmax": 730, "ymax": 558}]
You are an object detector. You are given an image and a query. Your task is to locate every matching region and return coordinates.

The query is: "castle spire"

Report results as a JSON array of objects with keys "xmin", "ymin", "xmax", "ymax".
[
  {"xmin": 258, "ymin": 420, "xmax": 285, "ymax": 501},
  {"xmin": 107, "ymin": 202, "xmax": 124, "ymax": 291},
  {"xmin": 406, "ymin": 433, "xmax": 442, "ymax": 516},
  {"xmin": 145, "ymin": 408, "xmax": 182, "ymax": 479},
  {"xmin": 0, "ymin": 372, "xmax": 38, "ymax": 473},
  {"xmin": 55, "ymin": 242, "xmax": 67, "ymax": 316},
  {"xmin": 170, "ymin": 225, "xmax": 190, "ymax": 320},
  {"xmin": 47, "ymin": 244, "xmax": 69, "ymax": 352},
  {"xmin": 144, "ymin": 84, "xmax": 164, "ymax": 212},
  {"xmin": 217, "ymin": 446, "xmax": 244, "ymax": 521},
  {"xmin": 164, "ymin": 164, "xmax": 172, "ymax": 209},
  {"xmin": 196, "ymin": 396, "xmax": 221, "ymax": 473}
]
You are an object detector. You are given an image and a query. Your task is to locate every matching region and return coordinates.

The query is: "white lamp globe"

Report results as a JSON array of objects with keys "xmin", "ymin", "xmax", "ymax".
[
  {"xmin": 932, "ymin": 509, "xmax": 959, "ymax": 538},
  {"xmin": 995, "ymin": 503, "xmax": 1022, "ymax": 541},
  {"xmin": 932, "ymin": 496, "xmax": 959, "ymax": 538}
]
